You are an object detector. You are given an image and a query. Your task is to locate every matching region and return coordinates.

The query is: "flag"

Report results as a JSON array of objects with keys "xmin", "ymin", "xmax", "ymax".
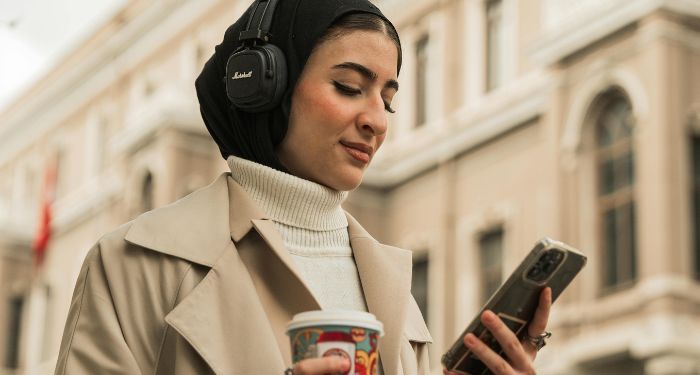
[{"xmin": 32, "ymin": 160, "xmax": 57, "ymax": 268}]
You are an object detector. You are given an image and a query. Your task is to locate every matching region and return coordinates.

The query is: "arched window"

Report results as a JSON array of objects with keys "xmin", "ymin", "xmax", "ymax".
[
  {"xmin": 595, "ymin": 91, "xmax": 636, "ymax": 291},
  {"xmin": 142, "ymin": 172, "xmax": 154, "ymax": 212}
]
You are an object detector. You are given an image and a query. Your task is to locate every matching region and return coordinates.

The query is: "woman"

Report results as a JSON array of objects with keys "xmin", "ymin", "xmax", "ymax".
[{"xmin": 55, "ymin": 0, "xmax": 551, "ymax": 374}]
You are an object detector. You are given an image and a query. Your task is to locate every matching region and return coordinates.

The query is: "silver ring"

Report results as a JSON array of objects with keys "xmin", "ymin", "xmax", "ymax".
[
  {"xmin": 525, "ymin": 331, "xmax": 551, "ymax": 351},
  {"xmin": 284, "ymin": 367, "xmax": 294, "ymax": 375}
]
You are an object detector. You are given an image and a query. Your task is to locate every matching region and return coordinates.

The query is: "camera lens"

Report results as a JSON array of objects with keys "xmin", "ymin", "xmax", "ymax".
[{"xmin": 526, "ymin": 249, "xmax": 564, "ymax": 282}]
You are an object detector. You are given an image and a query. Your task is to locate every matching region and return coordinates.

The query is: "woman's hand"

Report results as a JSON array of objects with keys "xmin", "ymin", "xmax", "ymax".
[
  {"xmin": 444, "ymin": 287, "xmax": 552, "ymax": 375},
  {"xmin": 291, "ymin": 356, "xmax": 351, "ymax": 375}
]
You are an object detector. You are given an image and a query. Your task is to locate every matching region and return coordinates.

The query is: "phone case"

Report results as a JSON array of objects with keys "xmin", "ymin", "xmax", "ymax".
[{"xmin": 441, "ymin": 237, "xmax": 587, "ymax": 375}]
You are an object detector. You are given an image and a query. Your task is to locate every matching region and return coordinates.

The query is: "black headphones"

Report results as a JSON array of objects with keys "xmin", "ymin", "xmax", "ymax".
[{"xmin": 225, "ymin": 0, "xmax": 287, "ymax": 112}]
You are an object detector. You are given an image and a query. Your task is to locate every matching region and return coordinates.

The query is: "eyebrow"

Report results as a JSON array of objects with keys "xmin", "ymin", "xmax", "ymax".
[{"xmin": 332, "ymin": 62, "xmax": 400, "ymax": 91}]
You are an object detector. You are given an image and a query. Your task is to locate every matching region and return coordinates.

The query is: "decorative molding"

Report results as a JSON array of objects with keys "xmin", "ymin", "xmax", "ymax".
[
  {"xmin": 0, "ymin": 227, "xmax": 32, "ymax": 249},
  {"xmin": 550, "ymin": 274, "xmax": 700, "ymax": 329},
  {"xmin": 540, "ymin": 313, "xmax": 700, "ymax": 373},
  {"xmin": 363, "ymin": 71, "xmax": 549, "ymax": 188},
  {"xmin": 636, "ymin": 13, "xmax": 700, "ymax": 52},
  {"xmin": 560, "ymin": 66, "xmax": 649, "ymax": 166},
  {"xmin": 52, "ymin": 170, "xmax": 123, "ymax": 235},
  {"xmin": 0, "ymin": 0, "xmax": 223, "ymax": 166},
  {"xmin": 111, "ymin": 87, "xmax": 203, "ymax": 156},
  {"xmin": 538, "ymin": 276, "xmax": 700, "ymax": 373},
  {"xmin": 529, "ymin": 0, "xmax": 700, "ymax": 66}
]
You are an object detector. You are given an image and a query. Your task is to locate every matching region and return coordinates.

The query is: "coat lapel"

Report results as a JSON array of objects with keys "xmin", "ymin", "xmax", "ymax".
[
  {"xmin": 347, "ymin": 213, "xmax": 413, "ymax": 375},
  {"xmin": 153, "ymin": 174, "xmax": 320, "ymax": 374},
  {"xmin": 164, "ymin": 242, "xmax": 287, "ymax": 374}
]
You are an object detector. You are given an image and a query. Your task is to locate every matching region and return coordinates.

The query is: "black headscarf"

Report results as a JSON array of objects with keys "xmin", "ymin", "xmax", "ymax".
[{"xmin": 195, "ymin": 0, "xmax": 399, "ymax": 171}]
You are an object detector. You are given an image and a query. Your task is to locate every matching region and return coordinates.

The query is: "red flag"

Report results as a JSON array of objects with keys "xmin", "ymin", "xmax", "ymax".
[{"xmin": 32, "ymin": 161, "xmax": 57, "ymax": 268}]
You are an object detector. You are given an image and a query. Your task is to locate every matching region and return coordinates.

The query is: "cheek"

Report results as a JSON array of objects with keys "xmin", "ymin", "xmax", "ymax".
[{"xmin": 295, "ymin": 84, "xmax": 350, "ymax": 132}]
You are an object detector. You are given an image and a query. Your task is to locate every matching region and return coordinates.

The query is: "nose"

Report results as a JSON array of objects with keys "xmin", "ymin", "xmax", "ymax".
[{"xmin": 356, "ymin": 94, "xmax": 388, "ymax": 137}]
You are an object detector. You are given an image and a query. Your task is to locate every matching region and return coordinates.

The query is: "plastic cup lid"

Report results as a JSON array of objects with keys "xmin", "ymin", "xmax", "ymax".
[{"xmin": 286, "ymin": 310, "xmax": 384, "ymax": 336}]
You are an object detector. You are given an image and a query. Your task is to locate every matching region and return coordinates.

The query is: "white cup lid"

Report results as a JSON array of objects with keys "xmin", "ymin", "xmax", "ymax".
[{"xmin": 286, "ymin": 310, "xmax": 384, "ymax": 336}]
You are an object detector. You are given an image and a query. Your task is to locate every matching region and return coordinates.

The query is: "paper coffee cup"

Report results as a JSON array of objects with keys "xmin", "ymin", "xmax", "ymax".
[{"xmin": 286, "ymin": 310, "xmax": 384, "ymax": 375}]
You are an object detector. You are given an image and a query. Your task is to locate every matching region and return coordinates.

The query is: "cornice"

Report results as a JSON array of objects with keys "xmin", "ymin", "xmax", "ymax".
[
  {"xmin": 0, "ymin": 226, "xmax": 32, "ymax": 248},
  {"xmin": 52, "ymin": 169, "xmax": 124, "ymax": 235},
  {"xmin": 362, "ymin": 71, "xmax": 550, "ymax": 189},
  {"xmin": 529, "ymin": 0, "xmax": 700, "ymax": 66},
  {"xmin": 110, "ymin": 88, "xmax": 203, "ymax": 156},
  {"xmin": 537, "ymin": 275, "xmax": 700, "ymax": 372}
]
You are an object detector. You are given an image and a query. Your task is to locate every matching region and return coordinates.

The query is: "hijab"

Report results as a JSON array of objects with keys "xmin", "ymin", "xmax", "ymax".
[{"xmin": 195, "ymin": 0, "xmax": 399, "ymax": 171}]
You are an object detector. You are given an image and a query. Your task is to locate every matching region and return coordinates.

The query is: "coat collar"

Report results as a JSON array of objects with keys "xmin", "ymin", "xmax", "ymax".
[
  {"xmin": 124, "ymin": 173, "xmax": 234, "ymax": 267},
  {"xmin": 124, "ymin": 173, "xmax": 413, "ymax": 375}
]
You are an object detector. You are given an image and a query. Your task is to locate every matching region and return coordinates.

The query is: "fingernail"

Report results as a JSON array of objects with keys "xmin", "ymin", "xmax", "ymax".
[
  {"xmin": 464, "ymin": 333, "xmax": 477, "ymax": 346},
  {"xmin": 482, "ymin": 310, "xmax": 494, "ymax": 323}
]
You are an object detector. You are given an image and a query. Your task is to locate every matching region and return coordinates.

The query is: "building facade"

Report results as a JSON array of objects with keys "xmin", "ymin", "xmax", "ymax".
[{"xmin": 1, "ymin": 0, "xmax": 699, "ymax": 374}]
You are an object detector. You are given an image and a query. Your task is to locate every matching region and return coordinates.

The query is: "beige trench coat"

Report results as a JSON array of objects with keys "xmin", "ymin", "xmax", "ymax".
[{"xmin": 55, "ymin": 173, "xmax": 432, "ymax": 375}]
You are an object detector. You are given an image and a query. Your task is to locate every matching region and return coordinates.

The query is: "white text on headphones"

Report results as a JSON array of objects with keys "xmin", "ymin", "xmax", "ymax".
[{"xmin": 232, "ymin": 71, "xmax": 253, "ymax": 79}]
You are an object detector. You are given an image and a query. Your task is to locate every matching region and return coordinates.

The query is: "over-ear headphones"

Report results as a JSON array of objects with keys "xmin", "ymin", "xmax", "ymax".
[{"xmin": 225, "ymin": 0, "xmax": 287, "ymax": 112}]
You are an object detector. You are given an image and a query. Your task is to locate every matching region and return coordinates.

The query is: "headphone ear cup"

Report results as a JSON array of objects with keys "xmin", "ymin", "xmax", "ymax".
[
  {"xmin": 263, "ymin": 43, "xmax": 287, "ymax": 111},
  {"xmin": 225, "ymin": 43, "xmax": 287, "ymax": 113}
]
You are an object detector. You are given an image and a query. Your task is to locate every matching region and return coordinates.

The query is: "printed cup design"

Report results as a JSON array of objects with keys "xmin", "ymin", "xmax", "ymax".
[{"xmin": 287, "ymin": 311, "xmax": 383, "ymax": 375}]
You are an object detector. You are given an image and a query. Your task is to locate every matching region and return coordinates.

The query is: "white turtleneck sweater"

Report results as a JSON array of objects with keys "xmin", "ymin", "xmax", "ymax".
[{"xmin": 227, "ymin": 156, "xmax": 368, "ymax": 312}]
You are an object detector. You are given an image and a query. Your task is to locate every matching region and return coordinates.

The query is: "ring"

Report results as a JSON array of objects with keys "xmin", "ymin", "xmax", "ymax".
[
  {"xmin": 525, "ymin": 331, "xmax": 552, "ymax": 351},
  {"xmin": 284, "ymin": 367, "xmax": 294, "ymax": 375}
]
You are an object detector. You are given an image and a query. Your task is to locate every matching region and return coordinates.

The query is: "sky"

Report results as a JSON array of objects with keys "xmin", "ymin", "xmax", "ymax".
[{"xmin": 0, "ymin": 0, "xmax": 126, "ymax": 112}]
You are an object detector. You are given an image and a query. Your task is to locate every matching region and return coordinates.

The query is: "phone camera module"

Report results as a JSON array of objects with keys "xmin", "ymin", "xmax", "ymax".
[{"xmin": 526, "ymin": 249, "xmax": 565, "ymax": 282}]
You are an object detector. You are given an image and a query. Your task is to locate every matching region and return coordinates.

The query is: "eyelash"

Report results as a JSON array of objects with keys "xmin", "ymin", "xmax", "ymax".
[{"xmin": 332, "ymin": 81, "xmax": 396, "ymax": 114}]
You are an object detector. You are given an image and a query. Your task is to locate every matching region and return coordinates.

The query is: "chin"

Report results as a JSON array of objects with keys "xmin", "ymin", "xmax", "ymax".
[{"xmin": 325, "ymin": 173, "xmax": 364, "ymax": 192}]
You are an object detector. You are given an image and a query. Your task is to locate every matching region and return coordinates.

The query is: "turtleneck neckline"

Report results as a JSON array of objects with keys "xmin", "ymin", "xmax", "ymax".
[{"xmin": 227, "ymin": 156, "xmax": 349, "ymax": 231}]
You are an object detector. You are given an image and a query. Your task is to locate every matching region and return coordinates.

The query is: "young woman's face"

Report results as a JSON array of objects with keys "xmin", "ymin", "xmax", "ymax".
[{"xmin": 277, "ymin": 30, "xmax": 399, "ymax": 191}]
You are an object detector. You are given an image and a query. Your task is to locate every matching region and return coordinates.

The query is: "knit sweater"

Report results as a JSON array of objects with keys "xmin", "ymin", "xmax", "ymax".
[{"xmin": 227, "ymin": 156, "xmax": 368, "ymax": 312}]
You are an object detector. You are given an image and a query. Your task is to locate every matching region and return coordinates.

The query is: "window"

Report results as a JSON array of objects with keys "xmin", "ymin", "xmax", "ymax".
[
  {"xmin": 5, "ymin": 296, "xmax": 24, "ymax": 369},
  {"xmin": 596, "ymin": 93, "xmax": 636, "ymax": 290},
  {"xmin": 142, "ymin": 172, "xmax": 154, "ymax": 212},
  {"xmin": 485, "ymin": 0, "xmax": 504, "ymax": 92},
  {"xmin": 414, "ymin": 35, "xmax": 429, "ymax": 128},
  {"xmin": 412, "ymin": 256, "xmax": 429, "ymax": 321},
  {"xmin": 692, "ymin": 136, "xmax": 700, "ymax": 279},
  {"xmin": 479, "ymin": 229, "xmax": 503, "ymax": 304}
]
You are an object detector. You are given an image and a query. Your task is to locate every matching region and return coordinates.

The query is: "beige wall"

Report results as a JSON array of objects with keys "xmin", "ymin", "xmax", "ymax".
[{"xmin": 1, "ymin": 0, "xmax": 699, "ymax": 374}]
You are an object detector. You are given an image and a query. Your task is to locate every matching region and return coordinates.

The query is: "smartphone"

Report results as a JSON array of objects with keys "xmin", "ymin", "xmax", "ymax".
[{"xmin": 441, "ymin": 237, "xmax": 587, "ymax": 375}]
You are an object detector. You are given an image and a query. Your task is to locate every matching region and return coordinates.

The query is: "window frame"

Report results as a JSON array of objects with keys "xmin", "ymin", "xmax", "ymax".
[{"xmin": 593, "ymin": 92, "xmax": 638, "ymax": 294}]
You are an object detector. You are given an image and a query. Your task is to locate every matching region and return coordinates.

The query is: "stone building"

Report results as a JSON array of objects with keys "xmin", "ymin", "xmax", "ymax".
[{"xmin": 0, "ymin": 0, "xmax": 698, "ymax": 374}]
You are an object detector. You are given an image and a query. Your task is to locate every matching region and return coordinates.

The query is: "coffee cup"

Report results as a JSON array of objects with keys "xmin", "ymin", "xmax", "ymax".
[{"xmin": 286, "ymin": 310, "xmax": 384, "ymax": 375}]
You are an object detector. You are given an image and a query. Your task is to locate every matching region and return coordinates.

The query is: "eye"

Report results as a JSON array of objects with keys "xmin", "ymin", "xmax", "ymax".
[
  {"xmin": 333, "ymin": 81, "xmax": 361, "ymax": 96},
  {"xmin": 333, "ymin": 81, "xmax": 396, "ymax": 113}
]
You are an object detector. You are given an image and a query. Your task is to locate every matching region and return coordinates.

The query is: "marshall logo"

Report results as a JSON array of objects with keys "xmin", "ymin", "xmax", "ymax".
[{"xmin": 232, "ymin": 71, "xmax": 253, "ymax": 80}]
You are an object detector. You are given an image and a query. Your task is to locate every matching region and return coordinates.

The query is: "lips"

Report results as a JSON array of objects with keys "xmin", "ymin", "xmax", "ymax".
[{"xmin": 340, "ymin": 141, "xmax": 373, "ymax": 163}]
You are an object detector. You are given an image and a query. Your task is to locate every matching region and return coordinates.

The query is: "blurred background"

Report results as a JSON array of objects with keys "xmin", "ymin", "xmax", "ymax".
[{"xmin": 1, "ymin": 0, "xmax": 699, "ymax": 374}]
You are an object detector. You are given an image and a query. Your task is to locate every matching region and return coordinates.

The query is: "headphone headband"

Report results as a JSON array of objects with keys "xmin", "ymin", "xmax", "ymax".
[
  {"xmin": 239, "ymin": 0, "xmax": 280, "ymax": 43},
  {"xmin": 226, "ymin": 0, "xmax": 287, "ymax": 112}
]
